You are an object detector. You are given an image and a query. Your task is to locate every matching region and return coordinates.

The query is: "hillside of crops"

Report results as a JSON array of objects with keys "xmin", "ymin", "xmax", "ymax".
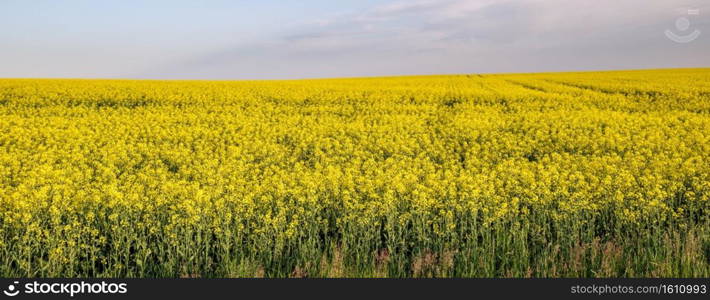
[{"xmin": 0, "ymin": 69, "xmax": 708, "ymax": 277}]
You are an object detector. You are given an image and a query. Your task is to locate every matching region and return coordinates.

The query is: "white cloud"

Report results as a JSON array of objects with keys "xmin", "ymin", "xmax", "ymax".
[{"xmin": 141, "ymin": 0, "xmax": 710, "ymax": 79}]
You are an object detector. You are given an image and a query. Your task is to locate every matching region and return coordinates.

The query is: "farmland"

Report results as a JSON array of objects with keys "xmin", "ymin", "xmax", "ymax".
[{"xmin": 0, "ymin": 69, "xmax": 708, "ymax": 277}]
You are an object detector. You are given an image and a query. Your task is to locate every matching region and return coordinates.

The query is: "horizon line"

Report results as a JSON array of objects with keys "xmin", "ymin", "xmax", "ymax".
[{"xmin": 1, "ymin": 67, "xmax": 708, "ymax": 82}]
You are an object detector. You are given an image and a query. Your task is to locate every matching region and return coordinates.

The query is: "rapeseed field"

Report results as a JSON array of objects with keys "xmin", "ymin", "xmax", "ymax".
[{"xmin": 0, "ymin": 69, "xmax": 708, "ymax": 277}]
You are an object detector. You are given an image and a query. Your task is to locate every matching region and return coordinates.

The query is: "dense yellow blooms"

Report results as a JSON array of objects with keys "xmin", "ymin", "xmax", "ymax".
[{"xmin": 0, "ymin": 69, "xmax": 708, "ymax": 277}]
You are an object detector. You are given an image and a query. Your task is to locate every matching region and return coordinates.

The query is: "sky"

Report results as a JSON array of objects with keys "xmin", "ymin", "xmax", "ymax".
[{"xmin": 1, "ymin": 0, "xmax": 708, "ymax": 79}]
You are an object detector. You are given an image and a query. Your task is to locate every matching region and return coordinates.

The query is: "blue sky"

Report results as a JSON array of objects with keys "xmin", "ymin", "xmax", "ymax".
[{"xmin": 1, "ymin": 0, "xmax": 708, "ymax": 79}]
